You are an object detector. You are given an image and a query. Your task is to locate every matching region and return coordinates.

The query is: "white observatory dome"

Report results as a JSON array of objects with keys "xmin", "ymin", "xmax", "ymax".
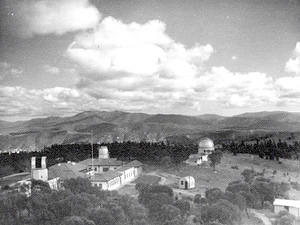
[{"xmin": 198, "ymin": 137, "xmax": 214, "ymax": 154}]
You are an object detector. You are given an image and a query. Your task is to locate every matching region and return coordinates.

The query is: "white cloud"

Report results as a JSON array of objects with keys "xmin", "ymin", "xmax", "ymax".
[
  {"xmin": 275, "ymin": 76, "xmax": 300, "ymax": 105},
  {"xmin": 285, "ymin": 42, "xmax": 300, "ymax": 74},
  {"xmin": 0, "ymin": 62, "xmax": 23, "ymax": 80},
  {"xmin": 67, "ymin": 17, "xmax": 214, "ymax": 78},
  {"xmin": 43, "ymin": 65, "xmax": 60, "ymax": 74},
  {"xmin": 13, "ymin": 0, "xmax": 101, "ymax": 37},
  {"xmin": 0, "ymin": 86, "xmax": 96, "ymax": 119},
  {"xmin": 64, "ymin": 16, "xmax": 286, "ymax": 112},
  {"xmin": 195, "ymin": 67, "xmax": 277, "ymax": 107}
]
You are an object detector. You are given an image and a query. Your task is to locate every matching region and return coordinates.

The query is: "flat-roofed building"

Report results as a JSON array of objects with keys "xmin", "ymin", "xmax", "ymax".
[
  {"xmin": 274, "ymin": 199, "xmax": 300, "ymax": 218},
  {"xmin": 48, "ymin": 161, "xmax": 93, "ymax": 189},
  {"xmin": 91, "ymin": 171, "xmax": 123, "ymax": 190},
  {"xmin": 80, "ymin": 158, "xmax": 123, "ymax": 173}
]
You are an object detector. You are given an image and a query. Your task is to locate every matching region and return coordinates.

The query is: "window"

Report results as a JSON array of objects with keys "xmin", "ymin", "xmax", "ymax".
[
  {"xmin": 103, "ymin": 167, "xmax": 109, "ymax": 172},
  {"xmin": 181, "ymin": 181, "xmax": 184, "ymax": 185}
]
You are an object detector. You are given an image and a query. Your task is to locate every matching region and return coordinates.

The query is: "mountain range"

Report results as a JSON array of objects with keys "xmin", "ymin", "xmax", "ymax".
[{"xmin": 1, "ymin": 111, "xmax": 300, "ymax": 152}]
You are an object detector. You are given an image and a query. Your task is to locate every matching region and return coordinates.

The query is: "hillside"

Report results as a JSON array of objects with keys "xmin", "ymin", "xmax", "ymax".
[{"xmin": 1, "ymin": 111, "xmax": 300, "ymax": 152}]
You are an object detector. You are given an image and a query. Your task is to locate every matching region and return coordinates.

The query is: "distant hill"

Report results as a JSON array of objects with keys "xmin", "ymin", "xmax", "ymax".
[{"xmin": 1, "ymin": 111, "xmax": 300, "ymax": 152}]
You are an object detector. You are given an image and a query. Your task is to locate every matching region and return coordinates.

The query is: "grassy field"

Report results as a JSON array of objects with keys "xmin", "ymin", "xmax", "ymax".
[
  {"xmin": 117, "ymin": 153, "xmax": 300, "ymax": 224},
  {"xmin": 144, "ymin": 152, "xmax": 300, "ymax": 198}
]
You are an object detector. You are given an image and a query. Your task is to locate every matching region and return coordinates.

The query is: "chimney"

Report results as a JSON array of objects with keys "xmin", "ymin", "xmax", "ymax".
[
  {"xmin": 31, "ymin": 157, "xmax": 36, "ymax": 169},
  {"xmin": 41, "ymin": 156, "xmax": 47, "ymax": 168}
]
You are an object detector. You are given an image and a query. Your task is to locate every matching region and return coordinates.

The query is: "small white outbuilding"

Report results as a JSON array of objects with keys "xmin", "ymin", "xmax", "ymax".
[
  {"xmin": 273, "ymin": 199, "xmax": 300, "ymax": 218},
  {"xmin": 178, "ymin": 176, "xmax": 195, "ymax": 189}
]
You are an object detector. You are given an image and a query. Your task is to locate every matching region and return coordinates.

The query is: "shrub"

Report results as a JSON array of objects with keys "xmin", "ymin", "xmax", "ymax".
[{"xmin": 231, "ymin": 165, "xmax": 239, "ymax": 170}]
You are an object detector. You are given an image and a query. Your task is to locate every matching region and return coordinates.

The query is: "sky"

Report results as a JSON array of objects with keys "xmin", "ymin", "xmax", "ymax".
[{"xmin": 0, "ymin": 0, "xmax": 300, "ymax": 121}]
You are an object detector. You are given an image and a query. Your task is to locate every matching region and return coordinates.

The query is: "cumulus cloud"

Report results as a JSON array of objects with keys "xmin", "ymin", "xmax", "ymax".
[
  {"xmin": 67, "ymin": 17, "xmax": 214, "ymax": 78},
  {"xmin": 275, "ymin": 76, "xmax": 300, "ymax": 105},
  {"xmin": 0, "ymin": 86, "xmax": 95, "ymax": 119},
  {"xmin": 43, "ymin": 65, "xmax": 60, "ymax": 74},
  {"xmin": 195, "ymin": 67, "xmax": 277, "ymax": 107},
  {"xmin": 0, "ymin": 62, "xmax": 23, "ymax": 80},
  {"xmin": 11, "ymin": 0, "xmax": 101, "ymax": 37},
  {"xmin": 285, "ymin": 42, "xmax": 300, "ymax": 74},
  {"xmin": 63, "ymin": 16, "xmax": 285, "ymax": 112}
]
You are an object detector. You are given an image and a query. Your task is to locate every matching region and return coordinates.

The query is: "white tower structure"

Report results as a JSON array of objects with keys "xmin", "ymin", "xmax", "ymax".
[
  {"xmin": 31, "ymin": 156, "xmax": 48, "ymax": 181},
  {"xmin": 98, "ymin": 146, "xmax": 109, "ymax": 159}
]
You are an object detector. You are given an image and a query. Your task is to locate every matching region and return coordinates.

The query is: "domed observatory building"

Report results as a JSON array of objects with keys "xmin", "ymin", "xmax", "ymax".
[{"xmin": 186, "ymin": 138, "xmax": 215, "ymax": 165}]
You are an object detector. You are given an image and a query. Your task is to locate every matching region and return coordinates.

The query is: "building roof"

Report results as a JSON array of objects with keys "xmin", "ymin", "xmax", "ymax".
[
  {"xmin": 116, "ymin": 165, "xmax": 134, "ymax": 172},
  {"xmin": 0, "ymin": 172, "xmax": 31, "ymax": 187},
  {"xmin": 125, "ymin": 160, "xmax": 143, "ymax": 167},
  {"xmin": 80, "ymin": 158, "xmax": 123, "ymax": 166},
  {"xmin": 189, "ymin": 153, "xmax": 206, "ymax": 158},
  {"xmin": 180, "ymin": 176, "xmax": 195, "ymax": 181},
  {"xmin": 273, "ymin": 199, "xmax": 300, "ymax": 208},
  {"xmin": 48, "ymin": 162, "xmax": 88, "ymax": 180},
  {"xmin": 91, "ymin": 171, "xmax": 122, "ymax": 182}
]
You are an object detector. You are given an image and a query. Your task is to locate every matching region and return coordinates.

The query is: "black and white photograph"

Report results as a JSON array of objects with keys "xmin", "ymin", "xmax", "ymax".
[{"xmin": 0, "ymin": 0, "xmax": 300, "ymax": 224}]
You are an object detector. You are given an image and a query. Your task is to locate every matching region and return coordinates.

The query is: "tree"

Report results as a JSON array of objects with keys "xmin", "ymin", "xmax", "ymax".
[
  {"xmin": 158, "ymin": 204, "xmax": 184, "ymax": 225},
  {"xmin": 194, "ymin": 194, "xmax": 202, "ymax": 204},
  {"xmin": 87, "ymin": 208, "xmax": 115, "ymax": 225},
  {"xmin": 61, "ymin": 216, "xmax": 95, "ymax": 225},
  {"xmin": 274, "ymin": 211, "xmax": 296, "ymax": 225},
  {"xmin": 226, "ymin": 181, "xmax": 250, "ymax": 193},
  {"xmin": 201, "ymin": 199, "xmax": 241, "ymax": 225},
  {"xmin": 63, "ymin": 177, "xmax": 96, "ymax": 194},
  {"xmin": 205, "ymin": 188, "xmax": 224, "ymax": 204},
  {"xmin": 174, "ymin": 199, "xmax": 190, "ymax": 216},
  {"xmin": 252, "ymin": 180, "xmax": 275, "ymax": 208},
  {"xmin": 160, "ymin": 156, "xmax": 173, "ymax": 168},
  {"xmin": 241, "ymin": 169, "xmax": 257, "ymax": 184},
  {"xmin": 208, "ymin": 151, "xmax": 223, "ymax": 171}
]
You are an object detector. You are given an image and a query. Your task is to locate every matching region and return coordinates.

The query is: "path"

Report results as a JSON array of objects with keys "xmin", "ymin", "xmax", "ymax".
[{"xmin": 249, "ymin": 209, "xmax": 272, "ymax": 225}]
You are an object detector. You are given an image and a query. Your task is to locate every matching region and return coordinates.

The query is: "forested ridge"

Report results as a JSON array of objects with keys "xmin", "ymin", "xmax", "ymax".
[{"xmin": 1, "ymin": 139, "xmax": 300, "ymax": 178}]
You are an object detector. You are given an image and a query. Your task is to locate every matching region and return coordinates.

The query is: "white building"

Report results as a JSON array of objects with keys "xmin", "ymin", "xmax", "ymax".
[
  {"xmin": 178, "ymin": 176, "xmax": 195, "ymax": 189},
  {"xmin": 274, "ymin": 199, "xmax": 300, "ymax": 218},
  {"xmin": 80, "ymin": 146, "xmax": 123, "ymax": 173},
  {"xmin": 186, "ymin": 137, "xmax": 215, "ymax": 165},
  {"xmin": 31, "ymin": 156, "xmax": 48, "ymax": 181},
  {"xmin": 90, "ymin": 160, "xmax": 143, "ymax": 190},
  {"xmin": 82, "ymin": 146, "xmax": 143, "ymax": 190}
]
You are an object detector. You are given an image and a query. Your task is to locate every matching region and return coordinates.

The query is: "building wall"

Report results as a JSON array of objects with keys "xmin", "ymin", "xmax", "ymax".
[
  {"xmin": 289, "ymin": 207, "xmax": 300, "ymax": 217},
  {"xmin": 274, "ymin": 205, "xmax": 300, "ymax": 217},
  {"xmin": 92, "ymin": 181, "xmax": 108, "ymax": 190},
  {"xmin": 178, "ymin": 177, "xmax": 195, "ymax": 189},
  {"xmin": 135, "ymin": 167, "xmax": 142, "ymax": 177},
  {"xmin": 31, "ymin": 168, "xmax": 48, "ymax": 181},
  {"xmin": 93, "ymin": 165, "xmax": 119, "ymax": 173},
  {"xmin": 274, "ymin": 205, "xmax": 286, "ymax": 214},
  {"xmin": 47, "ymin": 178, "xmax": 59, "ymax": 190},
  {"xmin": 91, "ymin": 165, "xmax": 142, "ymax": 191},
  {"xmin": 108, "ymin": 177, "xmax": 121, "ymax": 190}
]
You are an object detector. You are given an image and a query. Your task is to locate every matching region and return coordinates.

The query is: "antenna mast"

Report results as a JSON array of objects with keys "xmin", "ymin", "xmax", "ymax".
[{"xmin": 91, "ymin": 130, "xmax": 94, "ymax": 174}]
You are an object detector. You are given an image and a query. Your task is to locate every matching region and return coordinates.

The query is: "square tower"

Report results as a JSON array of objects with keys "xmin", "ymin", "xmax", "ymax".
[{"xmin": 31, "ymin": 156, "xmax": 48, "ymax": 181}]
